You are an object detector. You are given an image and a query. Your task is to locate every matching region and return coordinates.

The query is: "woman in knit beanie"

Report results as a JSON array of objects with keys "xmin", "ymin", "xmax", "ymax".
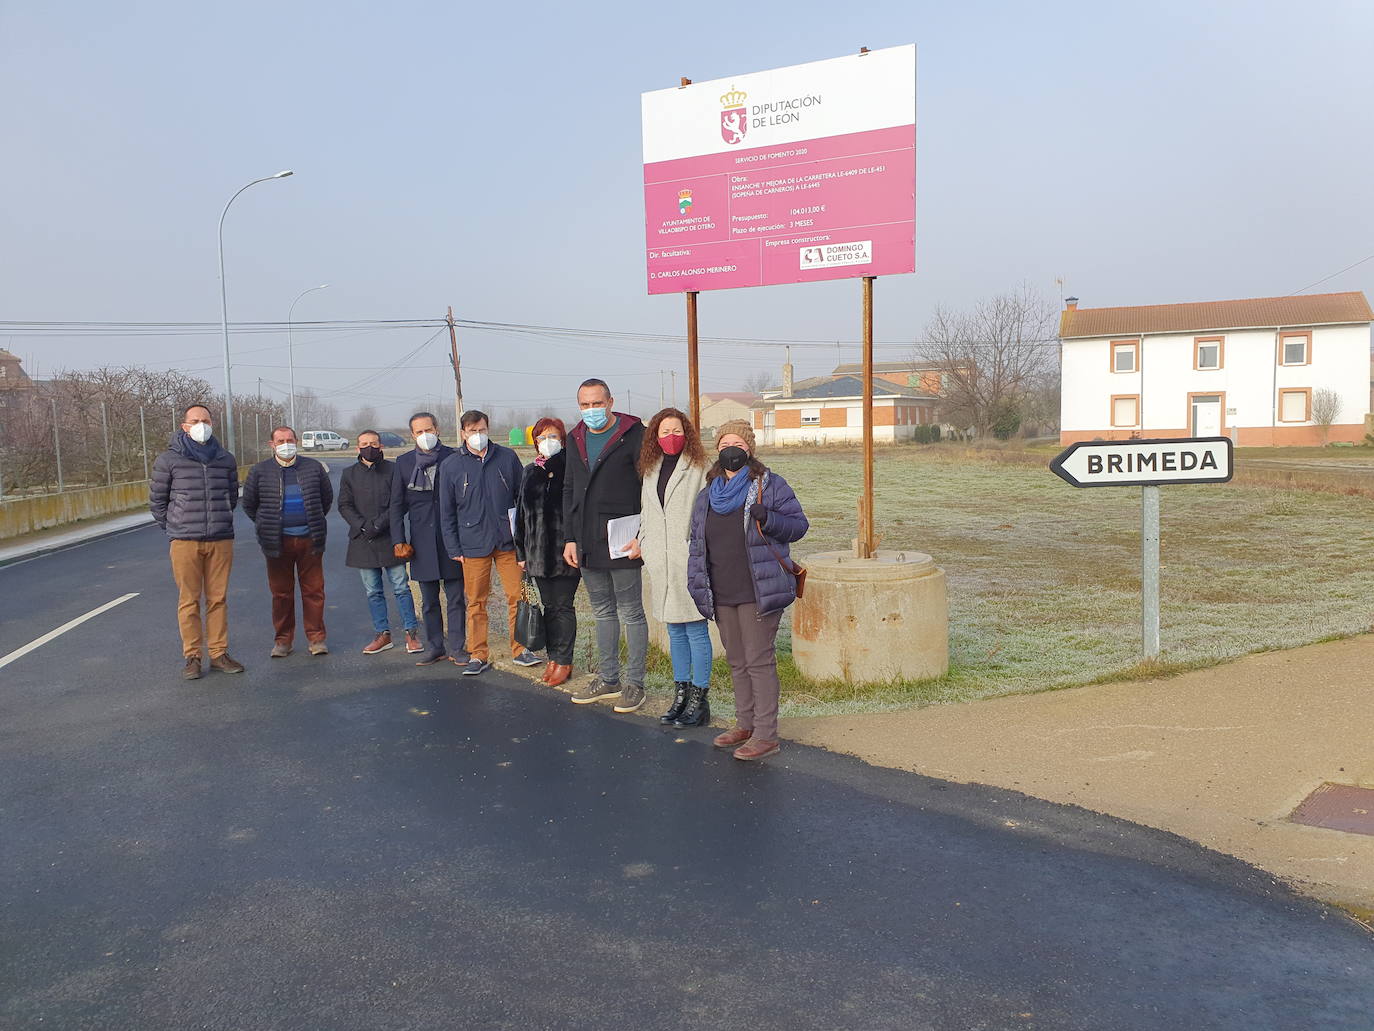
[{"xmin": 684, "ymin": 418, "xmax": 808, "ymax": 761}]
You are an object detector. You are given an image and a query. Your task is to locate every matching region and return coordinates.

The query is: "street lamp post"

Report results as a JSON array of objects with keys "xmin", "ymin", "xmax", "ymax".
[
  {"xmin": 218, "ymin": 170, "xmax": 293, "ymax": 450},
  {"xmin": 287, "ymin": 283, "xmax": 329, "ymax": 430}
]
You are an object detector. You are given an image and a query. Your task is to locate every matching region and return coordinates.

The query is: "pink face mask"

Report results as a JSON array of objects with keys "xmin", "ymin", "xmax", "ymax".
[{"xmin": 659, "ymin": 433, "xmax": 686, "ymax": 456}]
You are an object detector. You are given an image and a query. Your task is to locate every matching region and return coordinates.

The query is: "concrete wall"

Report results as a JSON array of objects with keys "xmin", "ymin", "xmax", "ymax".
[
  {"xmin": 0, "ymin": 480, "xmax": 149, "ymax": 540},
  {"xmin": 1061, "ymin": 323, "xmax": 1372, "ymax": 444}
]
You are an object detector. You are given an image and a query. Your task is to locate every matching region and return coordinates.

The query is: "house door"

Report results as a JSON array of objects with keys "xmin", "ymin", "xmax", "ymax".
[{"xmin": 1191, "ymin": 395, "xmax": 1222, "ymax": 437}]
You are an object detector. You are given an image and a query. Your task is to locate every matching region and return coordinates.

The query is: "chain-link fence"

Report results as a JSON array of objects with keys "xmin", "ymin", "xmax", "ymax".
[{"xmin": 0, "ymin": 367, "xmax": 285, "ymax": 499}]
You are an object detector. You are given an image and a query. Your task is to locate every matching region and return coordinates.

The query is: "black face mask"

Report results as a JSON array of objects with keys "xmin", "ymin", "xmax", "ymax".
[
  {"xmin": 718, "ymin": 446, "xmax": 750, "ymax": 472},
  {"xmin": 359, "ymin": 445, "xmax": 384, "ymax": 463}
]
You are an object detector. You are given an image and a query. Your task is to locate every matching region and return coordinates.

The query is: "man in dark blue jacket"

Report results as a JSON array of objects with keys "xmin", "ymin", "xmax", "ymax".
[
  {"xmin": 438, "ymin": 410, "xmax": 538, "ymax": 676},
  {"xmin": 243, "ymin": 426, "xmax": 334, "ymax": 658},
  {"xmin": 391, "ymin": 412, "xmax": 467, "ymax": 667},
  {"xmin": 149, "ymin": 403, "xmax": 244, "ymax": 681}
]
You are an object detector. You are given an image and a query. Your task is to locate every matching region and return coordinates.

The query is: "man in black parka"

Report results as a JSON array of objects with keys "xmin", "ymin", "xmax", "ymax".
[
  {"xmin": 561, "ymin": 378, "xmax": 648, "ymax": 712},
  {"xmin": 243, "ymin": 425, "xmax": 334, "ymax": 658},
  {"xmin": 149, "ymin": 403, "xmax": 243, "ymax": 680},
  {"xmin": 338, "ymin": 429, "xmax": 419, "ymax": 655}
]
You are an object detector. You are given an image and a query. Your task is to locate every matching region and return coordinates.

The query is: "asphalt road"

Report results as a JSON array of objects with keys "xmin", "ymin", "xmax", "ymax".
[{"xmin": 2, "ymin": 459, "xmax": 1371, "ymax": 1030}]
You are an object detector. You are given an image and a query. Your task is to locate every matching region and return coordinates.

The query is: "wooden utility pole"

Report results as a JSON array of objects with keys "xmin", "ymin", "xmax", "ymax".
[{"xmin": 446, "ymin": 306, "xmax": 464, "ymax": 429}]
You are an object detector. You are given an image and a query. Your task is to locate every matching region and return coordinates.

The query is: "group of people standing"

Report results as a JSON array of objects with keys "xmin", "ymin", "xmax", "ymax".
[{"xmin": 151, "ymin": 379, "xmax": 808, "ymax": 761}]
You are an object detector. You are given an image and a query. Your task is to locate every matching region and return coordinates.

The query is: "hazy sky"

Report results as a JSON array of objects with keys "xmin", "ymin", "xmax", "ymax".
[{"xmin": 2, "ymin": 0, "xmax": 1372, "ymax": 426}]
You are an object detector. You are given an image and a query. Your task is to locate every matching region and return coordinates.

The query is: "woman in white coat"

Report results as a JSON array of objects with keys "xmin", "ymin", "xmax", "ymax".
[{"xmin": 627, "ymin": 408, "xmax": 712, "ymax": 726}]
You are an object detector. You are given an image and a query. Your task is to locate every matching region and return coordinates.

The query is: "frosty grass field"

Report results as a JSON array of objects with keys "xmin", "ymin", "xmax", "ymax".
[{"xmin": 489, "ymin": 447, "xmax": 1374, "ymax": 719}]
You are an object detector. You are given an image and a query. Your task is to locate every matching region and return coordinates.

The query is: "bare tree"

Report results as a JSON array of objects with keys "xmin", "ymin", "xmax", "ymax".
[
  {"xmin": 1311, "ymin": 387, "xmax": 1342, "ymax": 444},
  {"xmin": 741, "ymin": 369, "xmax": 773, "ymax": 394},
  {"xmin": 294, "ymin": 389, "xmax": 339, "ymax": 431},
  {"xmin": 352, "ymin": 405, "xmax": 379, "ymax": 432},
  {"xmin": 915, "ymin": 285, "xmax": 1058, "ymax": 438}
]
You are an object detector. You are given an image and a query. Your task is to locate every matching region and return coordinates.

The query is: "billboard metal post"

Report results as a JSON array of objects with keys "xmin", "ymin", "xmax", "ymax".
[
  {"xmin": 858, "ymin": 276, "xmax": 876, "ymax": 558},
  {"xmin": 686, "ymin": 291, "xmax": 700, "ymax": 428},
  {"xmin": 1142, "ymin": 485, "xmax": 1161, "ymax": 659}
]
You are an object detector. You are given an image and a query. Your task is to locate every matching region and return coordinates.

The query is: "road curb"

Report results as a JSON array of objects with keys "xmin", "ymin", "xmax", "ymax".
[{"xmin": 0, "ymin": 515, "xmax": 155, "ymax": 569}]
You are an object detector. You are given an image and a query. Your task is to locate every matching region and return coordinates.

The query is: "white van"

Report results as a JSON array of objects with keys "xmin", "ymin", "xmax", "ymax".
[{"xmin": 300, "ymin": 430, "xmax": 349, "ymax": 452}]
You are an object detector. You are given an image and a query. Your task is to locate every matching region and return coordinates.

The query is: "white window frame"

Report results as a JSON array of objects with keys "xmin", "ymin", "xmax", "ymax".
[
  {"xmin": 1280, "ymin": 332, "xmax": 1310, "ymax": 366},
  {"xmin": 800, "ymin": 408, "xmax": 821, "ymax": 426},
  {"xmin": 1196, "ymin": 341, "xmax": 1221, "ymax": 370},
  {"xmin": 1111, "ymin": 395, "xmax": 1140, "ymax": 428},
  {"xmin": 1111, "ymin": 341, "xmax": 1138, "ymax": 374}
]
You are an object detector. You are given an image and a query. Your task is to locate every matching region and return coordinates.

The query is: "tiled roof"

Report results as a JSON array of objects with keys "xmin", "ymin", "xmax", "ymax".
[
  {"xmin": 757, "ymin": 375, "xmax": 934, "ymax": 401},
  {"xmin": 831, "ymin": 360, "xmax": 944, "ymax": 375},
  {"xmin": 1060, "ymin": 291, "xmax": 1373, "ymax": 339},
  {"xmin": 699, "ymin": 392, "xmax": 758, "ymax": 404}
]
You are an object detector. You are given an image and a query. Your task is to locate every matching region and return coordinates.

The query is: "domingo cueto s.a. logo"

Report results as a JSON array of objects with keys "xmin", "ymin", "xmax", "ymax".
[{"xmin": 719, "ymin": 86, "xmax": 747, "ymax": 145}]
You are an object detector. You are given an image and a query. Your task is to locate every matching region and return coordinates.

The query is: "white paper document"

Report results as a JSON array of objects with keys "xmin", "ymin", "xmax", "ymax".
[
  {"xmin": 508, "ymin": 507, "xmax": 517, "ymax": 537},
  {"xmin": 606, "ymin": 515, "xmax": 641, "ymax": 557}
]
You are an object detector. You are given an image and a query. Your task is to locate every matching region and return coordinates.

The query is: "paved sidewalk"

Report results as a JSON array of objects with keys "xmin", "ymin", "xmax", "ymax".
[
  {"xmin": 789, "ymin": 634, "xmax": 1374, "ymax": 913},
  {"xmin": 0, "ymin": 511, "xmax": 153, "ymax": 566}
]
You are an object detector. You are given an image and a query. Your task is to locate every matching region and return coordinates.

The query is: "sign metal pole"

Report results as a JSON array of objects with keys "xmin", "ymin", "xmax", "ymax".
[
  {"xmin": 1142, "ymin": 484, "xmax": 1160, "ymax": 659},
  {"xmin": 686, "ymin": 291, "xmax": 700, "ymax": 429},
  {"xmin": 858, "ymin": 275, "xmax": 876, "ymax": 558}
]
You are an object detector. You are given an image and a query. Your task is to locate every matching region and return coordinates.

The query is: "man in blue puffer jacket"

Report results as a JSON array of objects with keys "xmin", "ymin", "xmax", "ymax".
[
  {"xmin": 437, "ymin": 410, "xmax": 536, "ymax": 676},
  {"xmin": 149, "ymin": 403, "xmax": 243, "ymax": 681}
]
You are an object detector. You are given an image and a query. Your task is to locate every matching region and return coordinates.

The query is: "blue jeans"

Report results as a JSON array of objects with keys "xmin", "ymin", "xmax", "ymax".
[
  {"xmin": 666, "ymin": 619, "xmax": 713, "ymax": 687},
  {"xmin": 359, "ymin": 565, "xmax": 419, "ymax": 634}
]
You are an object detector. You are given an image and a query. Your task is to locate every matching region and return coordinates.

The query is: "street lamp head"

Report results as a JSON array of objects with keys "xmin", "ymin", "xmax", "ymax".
[
  {"xmin": 318, "ymin": 283, "xmax": 330, "ymax": 290},
  {"xmin": 274, "ymin": 170, "xmax": 294, "ymax": 178}
]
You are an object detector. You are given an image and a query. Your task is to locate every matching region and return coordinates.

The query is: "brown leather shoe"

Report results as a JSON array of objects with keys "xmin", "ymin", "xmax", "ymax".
[
  {"xmin": 362, "ymin": 632, "xmax": 393, "ymax": 655},
  {"xmin": 713, "ymin": 727, "xmax": 752, "ymax": 749},
  {"xmin": 546, "ymin": 664, "xmax": 573, "ymax": 688},
  {"xmin": 733, "ymin": 738, "xmax": 780, "ymax": 761},
  {"xmin": 183, "ymin": 655, "xmax": 203, "ymax": 681},
  {"xmin": 541, "ymin": 660, "xmax": 556, "ymax": 684},
  {"xmin": 210, "ymin": 653, "xmax": 245, "ymax": 674},
  {"xmin": 404, "ymin": 630, "xmax": 424, "ymax": 654}
]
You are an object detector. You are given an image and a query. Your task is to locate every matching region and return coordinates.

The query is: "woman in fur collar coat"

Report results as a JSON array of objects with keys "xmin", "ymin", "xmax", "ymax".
[{"xmin": 514, "ymin": 418, "xmax": 580, "ymax": 687}]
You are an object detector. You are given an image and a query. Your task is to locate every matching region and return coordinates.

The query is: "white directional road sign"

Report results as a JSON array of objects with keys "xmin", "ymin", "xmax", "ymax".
[{"xmin": 1050, "ymin": 437, "xmax": 1233, "ymax": 488}]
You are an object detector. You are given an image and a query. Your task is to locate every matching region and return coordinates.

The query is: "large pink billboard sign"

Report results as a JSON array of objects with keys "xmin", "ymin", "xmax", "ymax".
[{"xmin": 642, "ymin": 46, "xmax": 915, "ymax": 295}]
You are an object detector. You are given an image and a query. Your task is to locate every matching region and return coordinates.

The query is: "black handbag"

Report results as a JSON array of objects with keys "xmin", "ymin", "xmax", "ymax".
[{"xmin": 514, "ymin": 576, "xmax": 546, "ymax": 652}]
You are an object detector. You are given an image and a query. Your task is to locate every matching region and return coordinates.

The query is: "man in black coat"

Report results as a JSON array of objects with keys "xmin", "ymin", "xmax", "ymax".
[
  {"xmin": 243, "ymin": 425, "xmax": 334, "ymax": 658},
  {"xmin": 148, "ymin": 403, "xmax": 244, "ymax": 681},
  {"xmin": 561, "ymin": 378, "xmax": 648, "ymax": 712},
  {"xmin": 338, "ymin": 429, "xmax": 419, "ymax": 656},
  {"xmin": 390, "ymin": 411, "xmax": 467, "ymax": 666}
]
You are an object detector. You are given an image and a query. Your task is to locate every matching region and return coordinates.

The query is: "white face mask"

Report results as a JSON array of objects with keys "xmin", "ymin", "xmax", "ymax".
[
  {"xmin": 415, "ymin": 431, "xmax": 438, "ymax": 451},
  {"xmin": 467, "ymin": 431, "xmax": 489, "ymax": 453},
  {"xmin": 537, "ymin": 438, "xmax": 562, "ymax": 458},
  {"xmin": 188, "ymin": 423, "xmax": 213, "ymax": 444},
  {"xmin": 275, "ymin": 442, "xmax": 297, "ymax": 461}
]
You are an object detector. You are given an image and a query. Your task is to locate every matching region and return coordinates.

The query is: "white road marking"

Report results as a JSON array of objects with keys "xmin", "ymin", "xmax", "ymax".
[{"xmin": 0, "ymin": 593, "xmax": 139, "ymax": 671}]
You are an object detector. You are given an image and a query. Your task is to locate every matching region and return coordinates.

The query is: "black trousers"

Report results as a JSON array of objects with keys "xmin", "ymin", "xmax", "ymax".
[
  {"xmin": 418, "ymin": 577, "xmax": 466, "ymax": 656},
  {"xmin": 534, "ymin": 573, "xmax": 580, "ymax": 665}
]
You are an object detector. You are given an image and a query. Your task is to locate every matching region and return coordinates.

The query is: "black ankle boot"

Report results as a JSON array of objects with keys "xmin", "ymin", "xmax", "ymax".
[
  {"xmin": 673, "ymin": 685, "xmax": 710, "ymax": 727},
  {"xmin": 660, "ymin": 681, "xmax": 691, "ymax": 724}
]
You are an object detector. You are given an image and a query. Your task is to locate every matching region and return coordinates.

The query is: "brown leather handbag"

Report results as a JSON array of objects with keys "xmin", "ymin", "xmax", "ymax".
[
  {"xmin": 755, "ymin": 519, "xmax": 807, "ymax": 599},
  {"xmin": 393, "ymin": 542, "xmax": 415, "ymax": 561}
]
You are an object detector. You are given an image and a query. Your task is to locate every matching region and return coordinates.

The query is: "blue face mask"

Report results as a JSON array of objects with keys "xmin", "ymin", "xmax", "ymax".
[{"xmin": 581, "ymin": 407, "xmax": 610, "ymax": 431}]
